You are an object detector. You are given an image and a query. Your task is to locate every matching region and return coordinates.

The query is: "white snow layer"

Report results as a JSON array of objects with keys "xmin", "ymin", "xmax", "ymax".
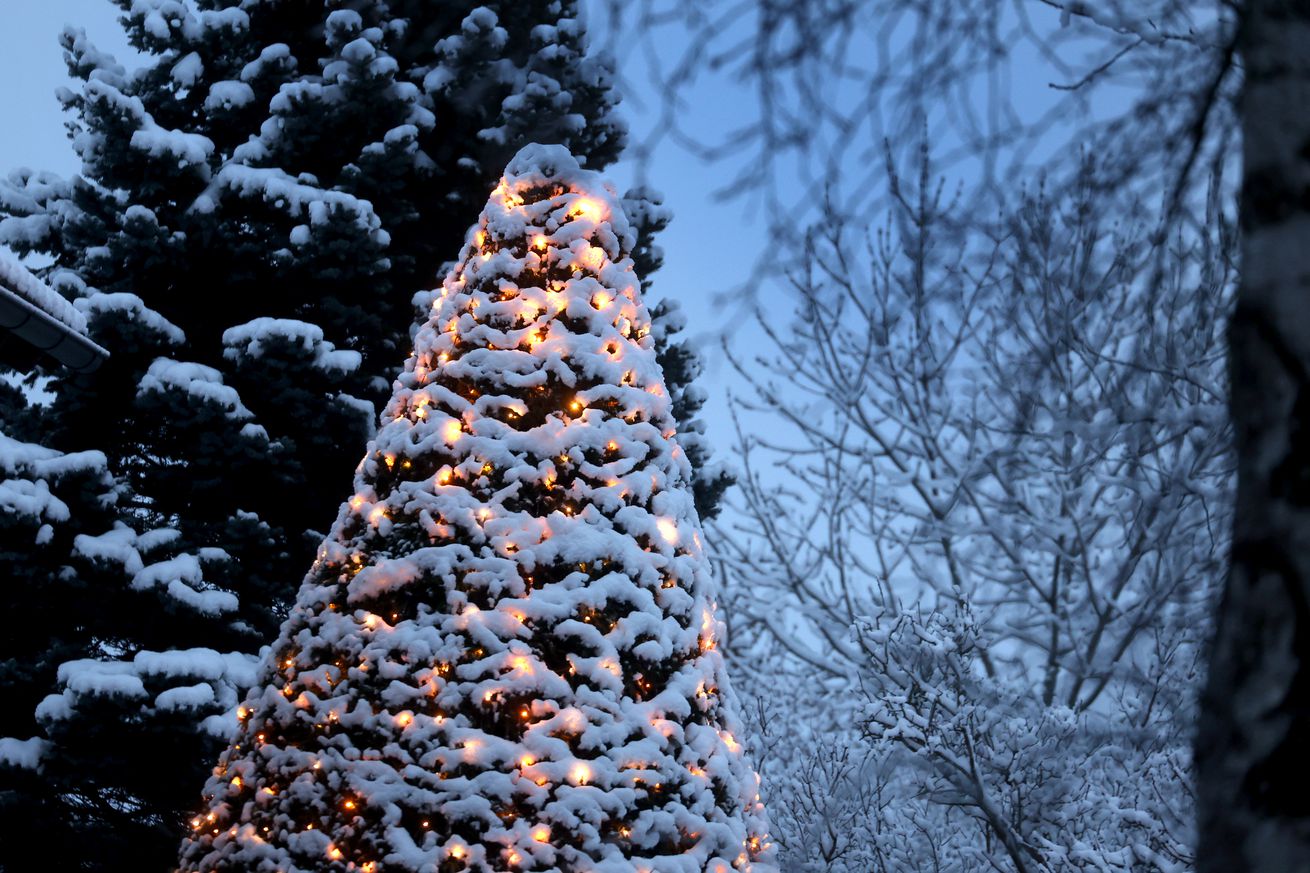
[
  {"xmin": 139, "ymin": 358, "xmax": 253, "ymax": 420},
  {"xmin": 0, "ymin": 431, "xmax": 112, "ymax": 526},
  {"xmin": 222, "ymin": 317, "xmax": 362, "ymax": 375},
  {"xmin": 0, "ymin": 250, "xmax": 88, "ymax": 333},
  {"xmin": 77, "ymin": 292, "xmax": 186, "ymax": 344},
  {"xmin": 36, "ymin": 649, "xmax": 261, "ymax": 738},
  {"xmin": 0, "ymin": 737, "xmax": 50, "ymax": 771}
]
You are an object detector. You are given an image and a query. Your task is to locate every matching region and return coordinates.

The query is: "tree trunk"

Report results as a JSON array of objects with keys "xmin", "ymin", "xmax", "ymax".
[{"xmin": 1196, "ymin": 2, "xmax": 1310, "ymax": 870}]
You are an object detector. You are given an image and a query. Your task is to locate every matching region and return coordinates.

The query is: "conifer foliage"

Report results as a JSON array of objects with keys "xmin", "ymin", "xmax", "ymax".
[
  {"xmin": 179, "ymin": 145, "xmax": 771, "ymax": 873},
  {"xmin": 0, "ymin": 2, "xmax": 710, "ymax": 867}
]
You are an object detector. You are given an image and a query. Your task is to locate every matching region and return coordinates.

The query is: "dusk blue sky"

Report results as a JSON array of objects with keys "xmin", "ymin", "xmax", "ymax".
[{"xmin": 0, "ymin": 1, "xmax": 772, "ymax": 456}]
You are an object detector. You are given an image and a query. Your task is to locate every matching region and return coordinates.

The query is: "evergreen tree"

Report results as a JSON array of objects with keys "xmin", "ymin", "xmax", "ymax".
[
  {"xmin": 178, "ymin": 145, "xmax": 772, "ymax": 873},
  {"xmin": 0, "ymin": 371, "xmax": 262, "ymax": 869},
  {"xmin": 0, "ymin": 424, "xmax": 118, "ymax": 751},
  {"xmin": 0, "ymin": 1, "xmax": 654, "ymax": 867}
]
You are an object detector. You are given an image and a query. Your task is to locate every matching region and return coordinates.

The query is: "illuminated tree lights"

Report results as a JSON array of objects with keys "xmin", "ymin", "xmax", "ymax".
[{"xmin": 178, "ymin": 145, "xmax": 773, "ymax": 873}]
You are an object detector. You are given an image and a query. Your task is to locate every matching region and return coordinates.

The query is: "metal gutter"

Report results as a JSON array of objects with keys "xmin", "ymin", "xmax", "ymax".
[{"xmin": 0, "ymin": 281, "xmax": 108, "ymax": 374}]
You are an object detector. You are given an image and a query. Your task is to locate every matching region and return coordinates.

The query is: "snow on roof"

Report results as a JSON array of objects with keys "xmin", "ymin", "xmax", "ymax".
[
  {"xmin": 0, "ymin": 251, "xmax": 107, "ymax": 372},
  {"xmin": 0, "ymin": 253, "xmax": 87, "ymax": 333}
]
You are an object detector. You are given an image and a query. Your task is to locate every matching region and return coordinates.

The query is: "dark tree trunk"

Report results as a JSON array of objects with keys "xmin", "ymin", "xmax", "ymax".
[{"xmin": 1197, "ymin": 1, "xmax": 1310, "ymax": 870}]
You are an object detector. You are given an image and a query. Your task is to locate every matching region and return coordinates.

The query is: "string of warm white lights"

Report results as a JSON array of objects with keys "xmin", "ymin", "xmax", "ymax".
[{"xmin": 177, "ymin": 144, "xmax": 773, "ymax": 873}]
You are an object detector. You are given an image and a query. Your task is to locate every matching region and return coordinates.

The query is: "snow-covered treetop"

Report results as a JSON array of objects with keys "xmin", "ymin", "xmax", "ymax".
[{"xmin": 179, "ymin": 144, "xmax": 773, "ymax": 873}]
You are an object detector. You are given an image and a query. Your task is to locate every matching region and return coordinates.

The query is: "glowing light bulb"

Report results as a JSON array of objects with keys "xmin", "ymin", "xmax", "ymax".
[
  {"xmin": 532, "ymin": 825, "xmax": 550, "ymax": 842},
  {"xmin": 532, "ymin": 234, "xmax": 549, "ymax": 250},
  {"xmin": 443, "ymin": 420, "xmax": 462, "ymax": 443},
  {"xmin": 571, "ymin": 763, "xmax": 591, "ymax": 785},
  {"xmin": 328, "ymin": 846, "xmax": 343, "ymax": 861},
  {"xmin": 572, "ymin": 197, "xmax": 602, "ymax": 221},
  {"xmin": 449, "ymin": 845, "xmax": 466, "ymax": 859},
  {"xmin": 520, "ymin": 754, "xmax": 536, "ymax": 768},
  {"xmin": 657, "ymin": 518, "xmax": 678, "ymax": 544}
]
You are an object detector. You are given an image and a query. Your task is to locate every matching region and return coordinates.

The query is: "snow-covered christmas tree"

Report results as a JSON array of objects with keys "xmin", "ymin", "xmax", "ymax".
[{"xmin": 179, "ymin": 145, "xmax": 771, "ymax": 873}]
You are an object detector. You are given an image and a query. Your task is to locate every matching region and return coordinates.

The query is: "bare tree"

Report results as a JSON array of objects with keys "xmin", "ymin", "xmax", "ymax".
[
  {"xmin": 598, "ymin": 0, "xmax": 1238, "ymax": 269},
  {"xmin": 715, "ymin": 149, "xmax": 1233, "ymax": 871},
  {"xmin": 595, "ymin": 0, "xmax": 1310, "ymax": 866}
]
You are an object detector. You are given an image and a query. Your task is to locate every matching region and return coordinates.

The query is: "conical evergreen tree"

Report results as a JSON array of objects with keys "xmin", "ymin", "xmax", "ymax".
[{"xmin": 179, "ymin": 145, "xmax": 771, "ymax": 873}]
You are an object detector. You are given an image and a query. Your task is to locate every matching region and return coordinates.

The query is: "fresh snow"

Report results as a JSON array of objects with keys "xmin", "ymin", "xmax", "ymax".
[
  {"xmin": 0, "ymin": 737, "xmax": 51, "ymax": 771},
  {"xmin": 204, "ymin": 80, "xmax": 256, "ymax": 112},
  {"xmin": 139, "ymin": 358, "xmax": 253, "ymax": 420},
  {"xmin": 1, "ymin": 432, "xmax": 113, "ymax": 526},
  {"xmin": 0, "ymin": 250, "xmax": 87, "ymax": 333},
  {"xmin": 34, "ymin": 648, "xmax": 262, "ymax": 745},
  {"xmin": 133, "ymin": 554, "xmax": 239, "ymax": 615},
  {"xmin": 223, "ymin": 317, "xmax": 362, "ymax": 376},
  {"xmin": 77, "ymin": 292, "xmax": 186, "ymax": 344}
]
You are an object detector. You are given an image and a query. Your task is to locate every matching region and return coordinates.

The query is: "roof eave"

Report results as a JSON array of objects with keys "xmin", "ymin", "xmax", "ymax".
[{"xmin": 0, "ymin": 283, "xmax": 109, "ymax": 374}]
